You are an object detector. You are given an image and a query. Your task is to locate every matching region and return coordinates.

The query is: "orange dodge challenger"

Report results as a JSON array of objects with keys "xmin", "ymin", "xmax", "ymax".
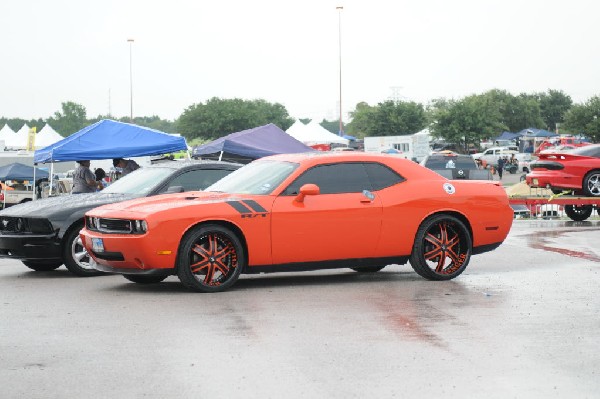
[{"xmin": 81, "ymin": 152, "xmax": 513, "ymax": 292}]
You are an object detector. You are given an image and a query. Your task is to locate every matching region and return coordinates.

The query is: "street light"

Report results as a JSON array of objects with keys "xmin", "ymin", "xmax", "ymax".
[
  {"xmin": 127, "ymin": 38, "xmax": 134, "ymax": 123},
  {"xmin": 336, "ymin": 6, "xmax": 344, "ymax": 136}
]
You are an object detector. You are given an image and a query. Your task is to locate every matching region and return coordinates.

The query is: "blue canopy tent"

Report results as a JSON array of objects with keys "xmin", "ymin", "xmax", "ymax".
[
  {"xmin": 494, "ymin": 131, "xmax": 522, "ymax": 141},
  {"xmin": 0, "ymin": 163, "xmax": 49, "ymax": 181},
  {"xmin": 192, "ymin": 123, "xmax": 315, "ymax": 163},
  {"xmin": 0, "ymin": 163, "xmax": 50, "ymax": 206},
  {"xmin": 517, "ymin": 128, "xmax": 557, "ymax": 138},
  {"xmin": 34, "ymin": 119, "xmax": 188, "ymax": 163}
]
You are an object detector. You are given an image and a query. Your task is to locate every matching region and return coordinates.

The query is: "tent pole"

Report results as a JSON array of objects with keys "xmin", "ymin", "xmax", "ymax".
[
  {"xmin": 32, "ymin": 163, "xmax": 36, "ymax": 201},
  {"xmin": 49, "ymin": 163, "xmax": 54, "ymax": 196},
  {"xmin": 218, "ymin": 151, "xmax": 223, "ymax": 162}
]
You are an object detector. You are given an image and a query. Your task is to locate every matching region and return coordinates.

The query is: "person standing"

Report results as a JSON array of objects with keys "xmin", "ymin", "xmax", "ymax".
[
  {"xmin": 497, "ymin": 156, "xmax": 506, "ymax": 180},
  {"xmin": 112, "ymin": 158, "xmax": 140, "ymax": 177},
  {"xmin": 72, "ymin": 160, "xmax": 100, "ymax": 194}
]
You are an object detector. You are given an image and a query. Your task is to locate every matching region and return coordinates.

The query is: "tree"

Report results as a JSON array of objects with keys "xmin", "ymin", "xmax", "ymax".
[
  {"xmin": 319, "ymin": 119, "xmax": 342, "ymax": 134},
  {"xmin": 430, "ymin": 94, "xmax": 506, "ymax": 151},
  {"xmin": 563, "ymin": 96, "xmax": 600, "ymax": 142},
  {"xmin": 537, "ymin": 89, "xmax": 573, "ymax": 132},
  {"xmin": 346, "ymin": 100, "xmax": 428, "ymax": 137},
  {"xmin": 481, "ymin": 90, "xmax": 544, "ymax": 133},
  {"xmin": 176, "ymin": 97, "xmax": 294, "ymax": 140},
  {"xmin": 47, "ymin": 101, "xmax": 88, "ymax": 136}
]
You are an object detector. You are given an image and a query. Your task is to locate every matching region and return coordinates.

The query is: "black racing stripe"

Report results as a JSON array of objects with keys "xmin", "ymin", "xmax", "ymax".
[
  {"xmin": 242, "ymin": 200, "xmax": 267, "ymax": 213},
  {"xmin": 226, "ymin": 201, "xmax": 252, "ymax": 214}
]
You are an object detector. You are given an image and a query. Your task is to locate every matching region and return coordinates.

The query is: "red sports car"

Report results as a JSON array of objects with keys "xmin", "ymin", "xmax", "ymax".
[
  {"xmin": 526, "ymin": 144, "xmax": 600, "ymax": 196},
  {"xmin": 81, "ymin": 152, "xmax": 513, "ymax": 292}
]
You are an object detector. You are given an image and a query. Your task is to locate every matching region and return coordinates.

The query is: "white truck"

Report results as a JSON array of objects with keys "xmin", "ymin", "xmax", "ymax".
[
  {"xmin": 364, "ymin": 130, "xmax": 431, "ymax": 162},
  {"xmin": 472, "ymin": 146, "xmax": 532, "ymax": 171}
]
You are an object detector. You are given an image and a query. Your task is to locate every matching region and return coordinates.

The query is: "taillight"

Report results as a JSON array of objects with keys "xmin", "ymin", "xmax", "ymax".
[
  {"xmin": 530, "ymin": 161, "xmax": 564, "ymax": 171},
  {"xmin": 0, "ymin": 193, "xmax": 4, "ymax": 201}
]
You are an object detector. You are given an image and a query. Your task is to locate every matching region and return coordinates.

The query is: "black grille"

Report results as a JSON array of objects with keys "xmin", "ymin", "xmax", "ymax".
[
  {"xmin": 98, "ymin": 218, "xmax": 132, "ymax": 233},
  {"xmin": 0, "ymin": 217, "xmax": 53, "ymax": 234}
]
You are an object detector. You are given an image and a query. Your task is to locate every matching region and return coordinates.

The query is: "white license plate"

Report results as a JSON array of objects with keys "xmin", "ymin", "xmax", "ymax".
[{"xmin": 92, "ymin": 238, "xmax": 104, "ymax": 252}]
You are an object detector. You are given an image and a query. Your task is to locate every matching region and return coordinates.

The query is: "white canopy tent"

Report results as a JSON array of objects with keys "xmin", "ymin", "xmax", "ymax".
[
  {"xmin": 6, "ymin": 123, "xmax": 30, "ymax": 149},
  {"xmin": 286, "ymin": 119, "xmax": 349, "ymax": 146},
  {"xmin": 36, "ymin": 123, "xmax": 63, "ymax": 148},
  {"xmin": 0, "ymin": 124, "xmax": 17, "ymax": 148}
]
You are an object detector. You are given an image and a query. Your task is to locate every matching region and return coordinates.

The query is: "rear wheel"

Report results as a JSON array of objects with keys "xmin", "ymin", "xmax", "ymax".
[
  {"xmin": 409, "ymin": 215, "xmax": 472, "ymax": 281},
  {"xmin": 22, "ymin": 260, "xmax": 62, "ymax": 271},
  {"xmin": 177, "ymin": 224, "xmax": 245, "ymax": 293},
  {"xmin": 62, "ymin": 223, "xmax": 103, "ymax": 277},
  {"xmin": 564, "ymin": 205, "xmax": 593, "ymax": 221},
  {"xmin": 351, "ymin": 266, "xmax": 385, "ymax": 273},
  {"xmin": 123, "ymin": 275, "xmax": 168, "ymax": 284},
  {"xmin": 583, "ymin": 171, "xmax": 600, "ymax": 197}
]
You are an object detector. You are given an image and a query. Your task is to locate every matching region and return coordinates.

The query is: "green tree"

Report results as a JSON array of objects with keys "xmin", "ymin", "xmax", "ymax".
[
  {"xmin": 481, "ymin": 90, "xmax": 544, "ymax": 133},
  {"xmin": 347, "ymin": 100, "xmax": 427, "ymax": 137},
  {"xmin": 537, "ymin": 89, "xmax": 573, "ymax": 132},
  {"xmin": 430, "ymin": 94, "xmax": 506, "ymax": 151},
  {"xmin": 47, "ymin": 101, "xmax": 88, "ymax": 136},
  {"xmin": 563, "ymin": 96, "xmax": 600, "ymax": 142},
  {"xmin": 319, "ymin": 119, "xmax": 342, "ymax": 134},
  {"xmin": 177, "ymin": 97, "xmax": 294, "ymax": 140}
]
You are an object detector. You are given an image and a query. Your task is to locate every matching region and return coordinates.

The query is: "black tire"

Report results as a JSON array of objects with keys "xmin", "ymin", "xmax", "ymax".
[
  {"xmin": 351, "ymin": 266, "xmax": 385, "ymax": 273},
  {"xmin": 177, "ymin": 224, "xmax": 245, "ymax": 293},
  {"xmin": 62, "ymin": 223, "xmax": 103, "ymax": 277},
  {"xmin": 123, "ymin": 275, "xmax": 168, "ymax": 284},
  {"xmin": 22, "ymin": 260, "xmax": 63, "ymax": 271},
  {"xmin": 564, "ymin": 205, "xmax": 593, "ymax": 221},
  {"xmin": 583, "ymin": 170, "xmax": 600, "ymax": 197},
  {"xmin": 520, "ymin": 174, "xmax": 526, "ymax": 182},
  {"xmin": 409, "ymin": 215, "xmax": 472, "ymax": 281}
]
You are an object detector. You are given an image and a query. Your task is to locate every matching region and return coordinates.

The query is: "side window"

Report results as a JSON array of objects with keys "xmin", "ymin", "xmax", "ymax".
[
  {"xmin": 282, "ymin": 163, "xmax": 372, "ymax": 195},
  {"xmin": 161, "ymin": 169, "xmax": 232, "ymax": 193},
  {"xmin": 364, "ymin": 163, "xmax": 405, "ymax": 190}
]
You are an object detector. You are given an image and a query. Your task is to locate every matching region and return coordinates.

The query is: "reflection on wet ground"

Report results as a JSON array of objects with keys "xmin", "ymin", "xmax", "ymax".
[{"xmin": 515, "ymin": 220, "xmax": 600, "ymax": 262}]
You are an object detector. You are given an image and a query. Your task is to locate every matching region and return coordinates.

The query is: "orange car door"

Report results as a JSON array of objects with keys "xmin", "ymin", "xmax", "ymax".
[{"xmin": 270, "ymin": 162, "xmax": 383, "ymax": 264}]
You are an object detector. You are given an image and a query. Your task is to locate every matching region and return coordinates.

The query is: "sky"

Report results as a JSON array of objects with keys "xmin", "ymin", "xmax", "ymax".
[{"xmin": 1, "ymin": 0, "xmax": 599, "ymax": 123}]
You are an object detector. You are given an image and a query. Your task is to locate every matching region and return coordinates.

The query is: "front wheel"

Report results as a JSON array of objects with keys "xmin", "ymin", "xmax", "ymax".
[
  {"xmin": 177, "ymin": 224, "xmax": 245, "ymax": 293},
  {"xmin": 62, "ymin": 223, "xmax": 103, "ymax": 277},
  {"xmin": 564, "ymin": 205, "xmax": 593, "ymax": 221},
  {"xmin": 409, "ymin": 215, "xmax": 472, "ymax": 280},
  {"xmin": 583, "ymin": 171, "xmax": 600, "ymax": 197},
  {"xmin": 123, "ymin": 275, "xmax": 168, "ymax": 284},
  {"xmin": 22, "ymin": 260, "xmax": 63, "ymax": 271}
]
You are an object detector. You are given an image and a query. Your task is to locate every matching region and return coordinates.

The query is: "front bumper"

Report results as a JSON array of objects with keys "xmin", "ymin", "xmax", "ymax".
[
  {"xmin": 80, "ymin": 228, "xmax": 178, "ymax": 271},
  {"xmin": 0, "ymin": 234, "xmax": 62, "ymax": 261}
]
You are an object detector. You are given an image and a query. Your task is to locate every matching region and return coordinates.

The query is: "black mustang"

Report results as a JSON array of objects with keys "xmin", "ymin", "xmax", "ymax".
[{"xmin": 0, "ymin": 160, "xmax": 239, "ymax": 276}]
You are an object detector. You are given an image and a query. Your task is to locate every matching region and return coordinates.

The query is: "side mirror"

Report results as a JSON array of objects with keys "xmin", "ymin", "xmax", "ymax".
[
  {"xmin": 294, "ymin": 183, "xmax": 320, "ymax": 203},
  {"xmin": 165, "ymin": 185, "xmax": 184, "ymax": 194}
]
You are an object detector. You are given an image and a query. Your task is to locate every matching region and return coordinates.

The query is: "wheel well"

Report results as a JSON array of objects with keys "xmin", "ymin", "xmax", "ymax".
[
  {"xmin": 422, "ymin": 211, "xmax": 473, "ymax": 242},
  {"xmin": 177, "ymin": 220, "xmax": 249, "ymax": 271},
  {"xmin": 61, "ymin": 219, "xmax": 85, "ymax": 250}
]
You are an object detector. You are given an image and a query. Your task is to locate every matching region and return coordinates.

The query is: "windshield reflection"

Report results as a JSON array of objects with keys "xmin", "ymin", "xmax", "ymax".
[
  {"xmin": 101, "ymin": 167, "xmax": 174, "ymax": 195},
  {"xmin": 206, "ymin": 160, "xmax": 298, "ymax": 195}
]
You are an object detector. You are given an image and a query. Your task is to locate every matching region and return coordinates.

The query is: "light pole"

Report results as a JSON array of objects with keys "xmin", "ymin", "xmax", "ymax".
[
  {"xmin": 336, "ymin": 6, "xmax": 344, "ymax": 136},
  {"xmin": 127, "ymin": 38, "xmax": 134, "ymax": 123}
]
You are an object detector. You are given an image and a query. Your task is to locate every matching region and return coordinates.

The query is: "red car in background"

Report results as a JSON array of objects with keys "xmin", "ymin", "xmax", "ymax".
[{"xmin": 527, "ymin": 144, "xmax": 600, "ymax": 196}]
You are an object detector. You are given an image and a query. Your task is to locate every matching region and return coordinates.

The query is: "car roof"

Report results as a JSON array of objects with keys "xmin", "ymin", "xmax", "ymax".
[{"xmin": 146, "ymin": 159, "xmax": 241, "ymax": 171}]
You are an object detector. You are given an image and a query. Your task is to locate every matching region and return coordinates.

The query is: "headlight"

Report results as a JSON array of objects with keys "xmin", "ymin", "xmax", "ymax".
[{"xmin": 133, "ymin": 220, "xmax": 148, "ymax": 233}]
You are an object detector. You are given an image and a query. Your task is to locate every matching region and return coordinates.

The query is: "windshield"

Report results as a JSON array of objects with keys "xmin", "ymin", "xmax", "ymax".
[
  {"xmin": 101, "ymin": 167, "xmax": 174, "ymax": 195},
  {"xmin": 424, "ymin": 156, "xmax": 477, "ymax": 170},
  {"xmin": 206, "ymin": 160, "xmax": 298, "ymax": 195}
]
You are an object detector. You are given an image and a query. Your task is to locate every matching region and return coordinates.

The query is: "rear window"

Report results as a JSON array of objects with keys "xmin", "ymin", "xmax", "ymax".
[{"xmin": 424, "ymin": 156, "xmax": 477, "ymax": 170}]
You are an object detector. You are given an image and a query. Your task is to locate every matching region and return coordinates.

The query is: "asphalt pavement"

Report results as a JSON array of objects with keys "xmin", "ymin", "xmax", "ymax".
[{"xmin": 1, "ymin": 220, "xmax": 599, "ymax": 398}]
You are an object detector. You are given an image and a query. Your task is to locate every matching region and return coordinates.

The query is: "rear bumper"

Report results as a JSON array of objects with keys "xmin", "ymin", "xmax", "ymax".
[{"xmin": 0, "ymin": 234, "xmax": 62, "ymax": 261}]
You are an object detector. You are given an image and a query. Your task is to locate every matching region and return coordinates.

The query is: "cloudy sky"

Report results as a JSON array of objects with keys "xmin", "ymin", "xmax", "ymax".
[{"xmin": 1, "ymin": 0, "xmax": 598, "ymax": 123}]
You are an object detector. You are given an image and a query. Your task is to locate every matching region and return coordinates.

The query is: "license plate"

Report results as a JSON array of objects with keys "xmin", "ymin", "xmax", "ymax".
[{"xmin": 92, "ymin": 238, "xmax": 104, "ymax": 253}]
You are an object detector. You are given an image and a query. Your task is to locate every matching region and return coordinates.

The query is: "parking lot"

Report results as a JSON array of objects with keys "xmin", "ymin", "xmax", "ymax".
[{"xmin": 1, "ymin": 219, "xmax": 599, "ymax": 398}]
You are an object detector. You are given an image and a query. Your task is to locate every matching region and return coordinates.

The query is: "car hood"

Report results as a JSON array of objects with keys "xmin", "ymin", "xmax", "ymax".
[
  {"xmin": 0, "ymin": 192, "xmax": 139, "ymax": 218},
  {"xmin": 88, "ymin": 191, "xmax": 263, "ymax": 218}
]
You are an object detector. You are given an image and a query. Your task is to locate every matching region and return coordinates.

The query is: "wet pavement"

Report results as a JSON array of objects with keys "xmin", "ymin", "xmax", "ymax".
[{"xmin": 1, "ymin": 220, "xmax": 599, "ymax": 398}]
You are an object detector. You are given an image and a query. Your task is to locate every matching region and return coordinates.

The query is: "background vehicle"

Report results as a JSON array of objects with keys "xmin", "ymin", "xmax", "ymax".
[
  {"xmin": 526, "ymin": 144, "xmax": 600, "ymax": 196},
  {"xmin": 82, "ymin": 152, "xmax": 513, "ymax": 293},
  {"xmin": 472, "ymin": 147, "xmax": 531, "ymax": 168},
  {"xmin": 421, "ymin": 152, "xmax": 492, "ymax": 180},
  {"xmin": 0, "ymin": 161, "xmax": 240, "ymax": 276}
]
